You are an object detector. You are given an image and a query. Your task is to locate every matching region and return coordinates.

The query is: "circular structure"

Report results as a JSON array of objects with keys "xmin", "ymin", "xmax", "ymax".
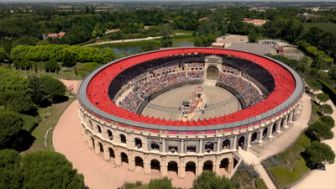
[{"xmin": 78, "ymin": 48, "xmax": 304, "ymax": 178}]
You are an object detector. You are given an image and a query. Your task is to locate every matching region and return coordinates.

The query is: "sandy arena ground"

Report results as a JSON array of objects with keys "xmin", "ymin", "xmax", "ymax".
[{"xmin": 142, "ymin": 84, "xmax": 241, "ymax": 120}]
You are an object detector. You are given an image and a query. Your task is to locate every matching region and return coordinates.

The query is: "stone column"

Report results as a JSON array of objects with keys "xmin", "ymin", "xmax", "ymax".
[
  {"xmin": 88, "ymin": 134, "xmax": 94, "ymax": 148},
  {"xmin": 267, "ymin": 125, "xmax": 273, "ymax": 139},
  {"xmin": 247, "ymin": 132, "xmax": 252, "ymax": 148},
  {"xmin": 181, "ymin": 140, "xmax": 184, "ymax": 154},
  {"xmin": 128, "ymin": 156, "xmax": 135, "ymax": 171},
  {"xmin": 103, "ymin": 145, "xmax": 110, "ymax": 161},
  {"xmin": 283, "ymin": 115, "xmax": 288, "ymax": 129},
  {"xmin": 178, "ymin": 161, "xmax": 186, "ymax": 178},
  {"xmin": 258, "ymin": 130, "xmax": 263, "ymax": 143},
  {"xmin": 94, "ymin": 140, "xmax": 100, "ymax": 154},
  {"xmin": 217, "ymin": 138, "xmax": 221, "ymax": 152},
  {"xmin": 144, "ymin": 156, "xmax": 151, "ymax": 174},
  {"xmin": 228, "ymin": 156, "xmax": 234, "ymax": 174},
  {"xmin": 199, "ymin": 139, "xmax": 203, "ymax": 153},
  {"xmin": 196, "ymin": 163, "xmax": 203, "ymax": 176},
  {"xmin": 161, "ymin": 164, "xmax": 168, "ymax": 177},
  {"xmin": 232, "ymin": 136, "xmax": 237, "ymax": 149},
  {"xmin": 115, "ymin": 148, "xmax": 122, "ymax": 166},
  {"xmin": 162, "ymin": 138, "xmax": 166, "ymax": 153}
]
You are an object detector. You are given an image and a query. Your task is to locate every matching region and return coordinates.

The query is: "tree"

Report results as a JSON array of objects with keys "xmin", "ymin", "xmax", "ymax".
[
  {"xmin": 0, "ymin": 111, "xmax": 24, "ymax": 149},
  {"xmin": 321, "ymin": 115, "xmax": 335, "ymax": 129},
  {"xmin": 21, "ymin": 151, "xmax": 84, "ymax": 189},
  {"xmin": 192, "ymin": 171, "xmax": 235, "ymax": 189},
  {"xmin": 148, "ymin": 178, "xmax": 173, "ymax": 189},
  {"xmin": 0, "ymin": 47, "xmax": 8, "ymax": 62},
  {"xmin": 304, "ymin": 141, "xmax": 335, "ymax": 169},
  {"xmin": 306, "ymin": 79, "xmax": 322, "ymax": 92},
  {"xmin": 316, "ymin": 93, "xmax": 330, "ymax": 103},
  {"xmin": 248, "ymin": 29, "xmax": 259, "ymax": 43},
  {"xmin": 140, "ymin": 41, "xmax": 159, "ymax": 52},
  {"xmin": 320, "ymin": 104, "xmax": 333, "ymax": 115},
  {"xmin": 160, "ymin": 24, "xmax": 173, "ymax": 48},
  {"xmin": 45, "ymin": 59, "xmax": 60, "ymax": 73},
  {"xmin": 62, "ymin": 49, "xmax": 76, "ymax": 67},
  {"xmin": 306, "ymin": 121, "xmax": 333, "ymax": 141},
  {"xmin": 0, "ymin": 149, "xmax": 22, "ymax": 189}
]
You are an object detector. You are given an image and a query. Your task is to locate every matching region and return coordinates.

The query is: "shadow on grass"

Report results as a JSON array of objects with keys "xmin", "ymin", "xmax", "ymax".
[
  {"xmin": 53, "ymin": 96, "xmax": 69, "ymax": 104},
  {"xmin": 12, "ymin": 130, "xmax": 36, "ymax": 152}
]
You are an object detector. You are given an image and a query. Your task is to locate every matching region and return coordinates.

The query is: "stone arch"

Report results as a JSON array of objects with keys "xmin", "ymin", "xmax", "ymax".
[
  {"xmin": 135, "ymin": 138, "xmax": 142, "ymax": 149},
  {"xmin": 167, "ymin": 161, "xmax": 178, "ymax": 174},
  {"xmin": 120, "ymin": 134, "xmax": 126, "ymax": 144},
  {"xmin": 185, "ymin": 161, "xmax": 196, "ymax": 175},
  {"xmin": 121, "ymin": 152, "xmax": 128, "ymax": 164},
  {"xmin": 251, "ymin": 132, "xmax": 258, "ymax": 143},
  {"xmin": 109, "ymin": 147, "xmax": 115, "ymax": 159},
  {"xmin": 206, "ymin": 66, "xmax": 219, "ymax": 80},
  {"xmin": 135, "ymin": 156, "xmax": 144, "ymax": 168},
  {"xmin": 98, "ymin": 142, "xmax": 104, "ymax": 153},
  {"xmin": 203, "ymin": 160, "xmax": 213, "ymax": 172},
  {"xmin": 107, "ymin": 130, "xmax": 113, "ymax": 140},
  {"xmin": 222, "ymin": 139, "xmax": 231, "ymax": 149},
  {"xmin": 219, "ymin": 158, "xmax": 229, "ymax": 172},
  {"xmin": 262, "ymin": 128, "xmax": 268, "ymax": 138},
  {"xmin": 150, "ymin": 159, "xmax": 161, "ymax": 171},
  {"xmin": 238, "ymin": 136, "xmax": 245, "ymax": 148}
]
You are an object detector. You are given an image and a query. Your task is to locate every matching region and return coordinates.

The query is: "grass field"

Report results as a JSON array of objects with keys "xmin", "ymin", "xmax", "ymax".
[
  {"xmin": 25, "ymin": 97, "xmax": 74, "ymax": 153},
  {"xmin": 303, "ymin": 22, "xmax": 336, "ymax": 34},
  {"xmin": 231, "ymin": 163, "xmax": 267, "ymax": 189},
  {"xmin": 263, "ymin": 134, "xmax": 311, "ymax": 189}
]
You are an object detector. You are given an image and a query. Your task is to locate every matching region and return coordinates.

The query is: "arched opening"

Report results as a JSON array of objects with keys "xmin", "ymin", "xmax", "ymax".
[
  {"xmin": 97, "ymin": 125, "xmax": 102, "ymax": 133},
  {"xmin": 220, "ymin": 158, "xmax": 229, "ymax": 172},
  {"xmin": 262, "ymin": 128, "xmax": 268, "ymax": 138},
  {"xmin": 251, "ymin": 132, "xmax": 258, "ymax": 144},
  {"xmin": 107, "ymin": 130, "xmax": 113, "ymax": 140},
  {"xmin": 135, "ymin": 156, "xmax": 144, "ymax": 168},
  {"xmin": 98, "ymin": 142, "xmax": 104, "ymax": 153},
  {"xmin": 120, "ymin": 134, "xmax": 126, "ymax": 144},
  {"xmin": 281, "ymin": 118, "xmax": 285, "ymax": 128},
  {"xmin": 222, "ymin": 139, "xmax": 231, "ymax": 149},
  {"xmin": 238, "ymin": 136, "xmax": 245, "ymax": 148},
  {"xmin": 151, "ymin": 141, "xmax": 160, "ymax": 151},
  {"xmin": 91, "ymin": 137, "xmax": 95, "ymax": 149},
  {"xmin": 206, "ymin": 66, "xmax": 219, "ymax": 80},
  {"xmin": 135, "ymin": 138, "xmax": 142, "ymax": 149},
  {"xmin": 167, "ymin": 161, "xmax": 178, "ymax": 174},
  {"xmin": 205, "ymin": 142, "xmax": 214, "ymax": 153},
  {"xmin": 272, "ymin": 123, "xmax": 276, "ymax": 134},
  {"xmin": 150, "ymin": 159, "xmax": 161, "ymax": 171},
  {"xmin": 121, "ymin": 152, "xmax": 128, "ymax": 164},
  {"xmin": 109, "ymin": 147, "xmax": 115, "ymax": 159},
  {"xmin": 203, "ymin": 160, "xmax": 213, "ymax": 172},
  {"xmin": 89, "ymin": 120, "xmax": 93, "ymax": 129},
  {"xmin": 185, "ymin": 161, "xmax": 196, "ymax": 175}
]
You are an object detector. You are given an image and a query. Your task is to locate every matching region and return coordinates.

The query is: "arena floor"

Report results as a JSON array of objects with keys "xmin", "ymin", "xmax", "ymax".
[{"xmin": 141, "ymin": 84, "xmax": 241, "ymax": 120}]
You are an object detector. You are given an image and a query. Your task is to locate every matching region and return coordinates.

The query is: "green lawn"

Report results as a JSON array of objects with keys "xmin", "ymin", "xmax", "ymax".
[
  {"xmin": 21, "ymin": 114, "xmax": 39, "ymax": 133},
  {"xmin": 25, "ymin": 97, "xmax": 74, "ymax": 153},
  {"xmin": 303, "ymin": 22, "xmax": 336, "ymax": 34},
  {"xmin": 263, "ymin": 134, "xmax": 311, "ymax": 189}
]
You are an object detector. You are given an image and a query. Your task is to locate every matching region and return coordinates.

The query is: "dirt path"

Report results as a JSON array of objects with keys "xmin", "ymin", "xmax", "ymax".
[{"xmin": 292, "ymin": 99, "xmax": 336, "ymax": 189}]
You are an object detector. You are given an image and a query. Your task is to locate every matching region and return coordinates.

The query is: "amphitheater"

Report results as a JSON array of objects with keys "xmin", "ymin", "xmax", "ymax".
[{"xmin": 78, "ymin": 47, "xmax": 304, "ymax": 179}]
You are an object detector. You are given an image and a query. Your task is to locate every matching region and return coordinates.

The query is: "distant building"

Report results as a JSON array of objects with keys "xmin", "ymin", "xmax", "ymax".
[
  {"xmin": 243, "ymin": 18, "xmax": 267, "ymax": 26},
  {"xmin": 104, "ymin": 29, "xmax": 120, "ymax": 34},
  {"xmin": 211, "ymin": 35, "xmax": 248, "ymax": 48}
]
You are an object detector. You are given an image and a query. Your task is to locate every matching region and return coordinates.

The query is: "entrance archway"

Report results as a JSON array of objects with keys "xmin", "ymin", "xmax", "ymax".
[
  {"xmin": 150, "ymin": 159, "xmax": 161, "ymax": 171},
  {"xmin": 168, "ymin": 161, "xmax": 178, "ymax": 174},
  {"xmin": 220, "ymin": 158, "xmax": 229, "ymax": 172},
  {"xmin": 251, "ymin": 132, "xmax": 258, "ymax": 144},
  {"xmin": 238, "ymin": 136, "xmax": 245, "ymax": 148},
  {"xmin": 206, "ymin": 66, "xmax": 219, "ymax": 80},
  {"xmin": 98, "ymin": 142, "xmax": 104, "ymax": 153},
  {"xmin": 185, "ymin": 161, "xmax": 196, "ymax": 175},
  {"xmin": 262, "ymin": 128, "xmax": 268, "ymax": 138},
  {"xmin": 121, "ymin": 152, "xmax": 128, "ymax": 164},
  {"xmin": 109, "ymin": 148, "xmax": 115, "ymax": 159},
  {"xmin": 203, "ymin": 160, "xmax": 213, "ymax": 172},
  {"xmin": 135, "ymin": 156, "xmax": 144, "ymax": 168}
]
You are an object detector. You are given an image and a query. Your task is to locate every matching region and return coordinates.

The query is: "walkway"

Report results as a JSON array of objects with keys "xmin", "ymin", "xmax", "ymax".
[{"xmin": 292, "ymin": 99, "xmax": 336, "ymax": 189}]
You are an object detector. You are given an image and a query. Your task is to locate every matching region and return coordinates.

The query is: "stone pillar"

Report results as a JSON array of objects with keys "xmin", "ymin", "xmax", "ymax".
[
  {"xmin": 178, "ymin": 161, "xmax": 186, "ymax": 178},
  {"xmin": 181, "ymin": 140, "xmax": 184, "ymax": 154},
  {"xmin": 88, "ymin": 134, "xmax": 94, "ymax": 148},
  {"xmin": 103, "ymin": 145, "xmax": 110, "ymax": 161},
  {"xmin": 129, "ymin": 156, "xmax": 135, "ymax": 171},
  {"xmin": 217, "ymin": 138, "xmax": 221, "ymax": 152},
  {"xmin": 258, "ymin": 130, "xmax": 263, "ymax": 143},
  {"xmin": 199, "ymin": 139, "xmax": 203, "ymax": 153},
  {"xmin": 214, "ymin": 157, "xmax": 220, "ymax": 174},
  {"xmin": 161, "ymin": 164, "xmax": 168, "ymax": 177},
  {"xmin": 144, "ymin": 156, "xmax": 151, "ymax": 174},
  {"xmin": 162, "ymin": 138, "xmax": 166, "ymax": 153},
  {"xmin": 276, "ymin": 120, "xmax": 282, "ymax": 134},
  {"xmin": 115, "ymin": 149, "xmax": 122, "ymax": 166},
  {"xmin": 247, "ymin": 132, "xmax": 252, "ymax": 148},
  {"xmin": 283, "ymin": 115, "xmax": 288, "ymax": 129},
  {"xmin": 228, "ymin": 156, "xmax": 234, "ymax": 174},
  {"xmin": 232, "ymin": 136, "xmax": 237, "ymax": 149},
  {"xmin": 94, "ymin": 140, "xmax": 100, "ymax": 154},
  {"xmin": 196, "ymin": 163, "xmax": 203, "ymax": 176},
  {"xmin": 267, "ymin": 125, "xmax": 273, "ymax": 139}
]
